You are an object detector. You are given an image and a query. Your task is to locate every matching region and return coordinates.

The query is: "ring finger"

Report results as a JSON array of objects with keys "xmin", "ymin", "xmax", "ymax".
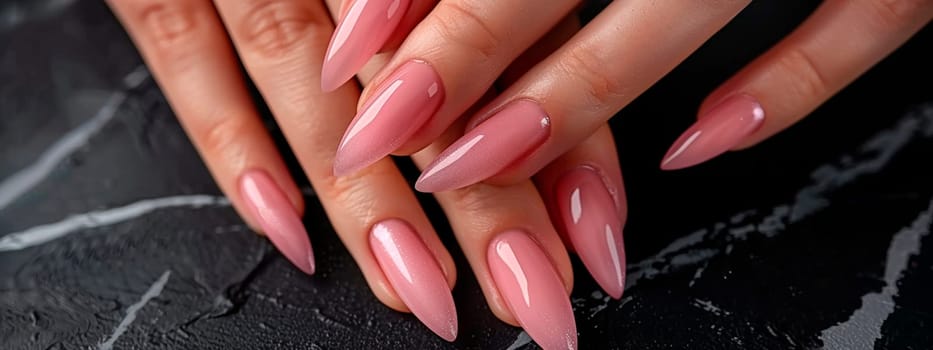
[{"xmin": 415, "ymin": 0, "xmax": 751, "ymax": 192}]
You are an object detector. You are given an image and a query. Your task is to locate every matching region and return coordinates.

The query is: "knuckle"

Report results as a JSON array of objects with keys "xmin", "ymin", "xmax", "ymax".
[
  {"xmin": 119, "ymin": 1, "xmax": 215, "ymax": 74},
  {"xmin": 135, "ymin": 1, "xmax": 204, "ymax": 49},
  {"xmin": 870, "ymin": 0, "xmax": 931, "ymax": 28},
  {"xmin": 444, "ymin": 183, "xmax": 504, "ymax": 215},
  {"xmin": 559, "ymin": 45, "xmax": 626, "ymax": 108},
  {"xmin": 774, "ymin": 47, "xmax": 829, "ymax": 99},
  {"xmin": 317, "ymin": 166, "xmax": 394, "ymax": 221},
  {"xmin": 431, "ymin": 1, "xmax": 502, "ymax": 62},
  {"xmin": 199, "ymin": 115, "xmax": 255, "ymax": 159},
  {"xmin": 235, "ymin": 0, "xmax": 330, "ymax": 59}
]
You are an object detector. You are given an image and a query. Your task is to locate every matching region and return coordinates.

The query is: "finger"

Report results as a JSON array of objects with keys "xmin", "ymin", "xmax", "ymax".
[
  {"xmin": 319, "ymin": 0, "xmax": 438, "ymax": 91},
  {"xmin": 330, "ymin": 0, "xmax": 582, "ymax": 176},
  {"xmin": 106, "ymin": 0, "xmax": 311, "ymax": 273},
  {"xmin": 661, "ymin": 0, "xmax": 933, "ymax": 169},
  {"xmin": 536, "ymin": 125, "xmax": 627, "ymax": 299},
  {"xmin": 411, "ymin": 123, "xmax": 578, "ymax": 350},
  {"xmin": 213, "ymin": 0, "xmax": 457, "ymax": 340},
  {"xmin": 355, "ymin": 30, "xmax": 578, "ymax": 349},
  {"xmin": 352, "ymin": 27, "xmax": 578, "ymax": 347},
  {"xmin": 414, "ymin": 0, "xmax": 750, "ymax": 192}
]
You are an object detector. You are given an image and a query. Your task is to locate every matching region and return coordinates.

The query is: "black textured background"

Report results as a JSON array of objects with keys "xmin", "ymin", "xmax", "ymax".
[{"xmin": 2, "ymin": 1, "xmax": 933, "ymax": 349}]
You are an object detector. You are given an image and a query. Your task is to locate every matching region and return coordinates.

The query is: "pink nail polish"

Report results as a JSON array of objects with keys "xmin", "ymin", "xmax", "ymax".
[
  {"xmin": 370, "ymin": 219, "xmax": 458, "ymax": 341},
  {"xmin": 416, "ymin": 100, "xmax": 549, "ymax": 192},
  {"xmin": 321, "ymin": 0, "xmax": 411, "ymax": 92},
  {"xmin": 555, "ymin": 167, "xmax": 626, "ymax": 299},
  {"xmin": 487, "ymin": 230, "xmax": 577, "ymax": 350},
  {"xmin": 661, "ymin": 94, "xmax": 765, "ymax": 170},
  {"xmin": 239, "ymin": 170, "xmax": 315, "ymax": 275},
  {"xmin": 333, "ymin": 60, "xmax": 444, "ymax": 176}
]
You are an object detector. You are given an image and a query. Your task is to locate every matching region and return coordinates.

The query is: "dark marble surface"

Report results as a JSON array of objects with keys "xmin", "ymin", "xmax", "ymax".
[{"xmin": 2, "ymin": 1, "xmax": 932, "ymax": 349}]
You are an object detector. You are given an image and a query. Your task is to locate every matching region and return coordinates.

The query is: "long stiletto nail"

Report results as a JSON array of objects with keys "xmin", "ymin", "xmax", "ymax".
[
  {"xmin": 321, "ymin": 0, "xmax": 411, "ymax": 91},
  {"xmin": 416, "ymin": 100, "xmax": 549, "ymax": 192},
  {"xmin": 661, "ymin": 94, "xmax": 765, "ymax": 170},
  {"xmin": 370, "ymin": 219, "xmax": 458, "ymax": 341},
  {"xmin": 555, "ymin": 166, "xmax": 626, "ymax": 299},
  {"xmin": 333, "ymin": 60, "xmax": 444, "ymax": 176},
  {"xmin": 487, "ymin": 230, "xmax": 577, "ymax": 350},
  {"xmin": 239, "ymin": 170, "xmax": 315, "ymax": 275}
]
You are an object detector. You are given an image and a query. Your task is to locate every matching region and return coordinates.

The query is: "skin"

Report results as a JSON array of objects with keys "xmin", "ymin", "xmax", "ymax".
[
  {"xmin": 347, "ymin": 0, "xmax": 933, "ymax": 184},
  {"xmin": 103, "ymin": 0, "xmax": 932, "ymax": 341},
  {"xmin": 105, "ymin": 0, "xmax": 624, "ymax": 334}
]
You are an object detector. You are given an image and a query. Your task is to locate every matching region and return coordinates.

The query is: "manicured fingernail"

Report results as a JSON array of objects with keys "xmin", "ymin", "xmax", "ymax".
[
  {"xmin": 321, "ymin": 0, "xmax": 411, "ymax": 92},
  {"xmin": 370, "ymin": 219, "xmax": 458, "ymax": 341},
  {"xmin": 555, "ymin": 166, "xmax": 626, "ymax": 299},
  {"xmin": 416, "ymin": 100, "xmax": 549, "ymax": 192},
  {"xmin": 333, "ymin": 60, "xmax": 444, "ymax": 176},
  {"xmin": 239, "ymin": 170, "xmax": 315, "ymax": 275},
  {"xmin": 661, "ymin": 94, "xmax": 765, "ymax": 170},
  {"xmin": 487, "ymin": 230, "xmax": 577, "ymax": 350}
]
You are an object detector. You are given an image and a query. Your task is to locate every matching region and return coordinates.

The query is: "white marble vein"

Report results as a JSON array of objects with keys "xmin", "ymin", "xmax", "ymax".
[
  {"xmin": 557, "ymin": 104, "xmax": 933, "ymax": 338},
  {"xmin": 0, "ymin": 195, "xmax": 230, "ymax": 252},
  {"xmin": 98, "ymin": 270, "xmax": 172, "ymax": 350},
  {"xmin": 0, "ymin": 66, "xmax": 149, "ymax": 211},
  {"xmin": 819, "ymin": 198, "xmax": 933, "ymax": 349},
  {"xmin": 625, "ymin": 104, "xmax": 933, "ymax": 290},
  {"xmin": 0, "ymin": 92, "xmax": 125, "ymax": 210}
]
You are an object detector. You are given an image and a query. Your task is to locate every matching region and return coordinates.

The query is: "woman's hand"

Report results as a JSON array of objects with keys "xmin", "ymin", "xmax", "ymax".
[
  {"xmin": 106, "ymin": 1, "xmax": 628, "ymax": 348},
  {"xmin": 326, "ymin": 0, "xmax": 933, "ymax": 191}
]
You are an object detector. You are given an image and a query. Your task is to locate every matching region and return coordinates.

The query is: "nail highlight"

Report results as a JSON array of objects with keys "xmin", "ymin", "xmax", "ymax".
[
  {"xmin": 555, "ymin": 166, "xmax": 626, "ymax": 299},
  {"xmin": 333, "ymin": 60, "xmax": 444, "ymax": 176},
  {"xmin": 416, "ymin": 100, "xmax": 550, "ymax": 192},
  {"xmin": 370, "ymin": 219, "xmax": 458, "ymax": 341},
  {"xmin": 239, "ymin": 170, "xmax": 315, "ymax": 275},
  {"xmin": 321, "ymin": 0, "xmax": 411, "ymax": 92},
  {"xmin": 661, "ymin": 94, "xmax": 765, "ymax": 170},
  {"xmin": 487, "ymin": 230, "xmax": 577, "ymax": 350}
]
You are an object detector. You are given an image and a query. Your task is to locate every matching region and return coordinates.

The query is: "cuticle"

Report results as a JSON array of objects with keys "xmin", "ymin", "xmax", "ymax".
[{"xmin": 467, "ymin": 97, "xmax": 546, "ymax": 132}]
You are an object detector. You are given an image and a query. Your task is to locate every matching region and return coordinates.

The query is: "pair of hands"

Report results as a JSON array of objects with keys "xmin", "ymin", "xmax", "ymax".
[{"xmin": 107, "ymin": 0, "xmax": 933, "ymax": 348}]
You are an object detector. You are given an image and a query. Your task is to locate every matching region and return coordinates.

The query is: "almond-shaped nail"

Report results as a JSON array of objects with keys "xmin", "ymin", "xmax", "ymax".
[
  {"xmin": 370, "ymin": 219, "xmax": 458, "ymax": 341},
  {"xmin": 239, "ymin": 170, "xmax": 315, "ymax": 275},
  {"xmin": 416, "ymin": 100, "xmax": 549, "ymax": 192},
  {"xmin": 555, "ymin": 167, "xmax": 626, "ymax": 299},
  {"xmin": 661, "ymin": 94, "xmax": 765, "ymax": 170},
  {"xmin": 487, "ymin": 230, "xmax": 577, "ymax": 350},
  {"xmin": 333, "ymin": 60, "xmax": 444, "ymax": 176},
  {"xmin": 321, "ymin": 0, "xmax": 411, "ymax": 92}
]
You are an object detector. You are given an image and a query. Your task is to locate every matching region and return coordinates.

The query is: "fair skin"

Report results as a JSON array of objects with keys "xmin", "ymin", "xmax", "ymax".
[
  {"xmin": 107, "ymin": 1, "xmax": 623, "ymax": 347},
  {"xmin": 106, "ymin": 0, "xmax": 931, "ymax": 348},
  {"xmin": 328, "ymin": 0, "xmax": 933, "ymax": 189}
]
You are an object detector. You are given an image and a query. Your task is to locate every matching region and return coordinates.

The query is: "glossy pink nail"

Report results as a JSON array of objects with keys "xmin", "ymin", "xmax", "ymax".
[
  {"xmin": 321, "ymin": 0, "xmax": 411, "ymax": 92},
  {"xmin": 333, "ymin": 60, "xmax": 444, "ymax": 176},
  {"xmin": 370, "ymin": 219, "xmax": 458, "ymax": 341},
  {"xmin": 488, "ymin": 230, "xmax": 577, "ymax": 350},
  {"xmin": 239, "ymin": 170, "xmax": 315, "ymax": 275},
  {"xmin": 555, "ymin": 167, "xmax": 626, "ymax": 299},
  {"xmin": 416, "ymin": 100, "xmax": 550, "ymax": 192},
  {"xmin": 661, "ymin": 94, "xmax": 765, "ymax": 170}
]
